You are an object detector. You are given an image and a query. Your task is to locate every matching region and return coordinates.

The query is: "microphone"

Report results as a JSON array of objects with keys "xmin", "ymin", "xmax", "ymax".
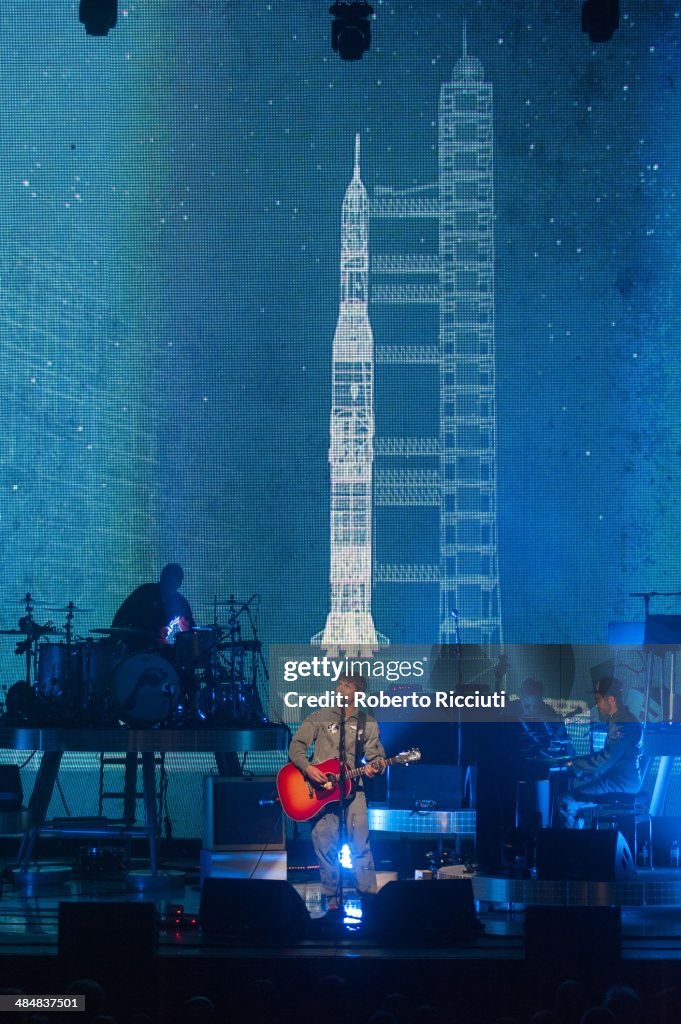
[{"xmin": 564, "ymin": 706, "xmax": 585, "ymax": 719}]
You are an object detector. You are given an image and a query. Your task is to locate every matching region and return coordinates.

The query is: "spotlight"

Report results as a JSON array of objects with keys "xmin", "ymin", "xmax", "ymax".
[
  {"xmin": 79, "ymin": 0, "xmax": 118, "ymax": 37},
  {"xmin": 581, "ymin": 0, "xmax": 619, "ymax": 43},
  {"xmin": 330, "ymin": 1, "xmax": 374, "ymax": 62}
]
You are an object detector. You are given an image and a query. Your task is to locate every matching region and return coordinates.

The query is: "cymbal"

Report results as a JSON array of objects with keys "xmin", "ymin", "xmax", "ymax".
[
  {"xmin": 90, "ymin": 627, "xmax": 152, "ymax": 636},
  {"xmin": 217, "ymin": 639, "xmax": 262, "ymax": 652},
  {"xmin": 0, "ymin": 627, "xmax": 64, "ymax": 636},
  {"xmin": 47, "ymin": 605, "xmax": 92, "ymax": 613},
  {"xmin": 5, "ymin": 599, "xmax": 48, "ymax": 606}
]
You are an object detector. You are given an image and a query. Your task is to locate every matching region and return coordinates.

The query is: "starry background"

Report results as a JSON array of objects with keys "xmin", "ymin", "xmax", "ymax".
[{"xmin": 0, "ymin": 0, "xmax": 680, "ymax": 696}]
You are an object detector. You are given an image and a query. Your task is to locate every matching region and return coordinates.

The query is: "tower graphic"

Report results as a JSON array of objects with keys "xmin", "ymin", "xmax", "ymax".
[
  {"xmin": 313, "ymin": 134, "xmax": 386, "ymax": 655},
  {"xmin": 370, "ymin": 30, "xmax": 503, "ymax": 646},
  {"xmin": 437, "ymin": 34, "xmax": 502, "ymax": 645}
]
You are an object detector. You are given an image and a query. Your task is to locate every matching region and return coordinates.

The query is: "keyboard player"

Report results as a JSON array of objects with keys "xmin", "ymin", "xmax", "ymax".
[{"xmin": 476, "ymin": 679, "xmax": 573, "ymax": 871}]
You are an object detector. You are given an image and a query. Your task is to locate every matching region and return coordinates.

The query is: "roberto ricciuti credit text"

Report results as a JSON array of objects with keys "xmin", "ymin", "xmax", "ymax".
[{"xmin": 282, "ymin": 690, "xmax": 506, "ymax": 710}]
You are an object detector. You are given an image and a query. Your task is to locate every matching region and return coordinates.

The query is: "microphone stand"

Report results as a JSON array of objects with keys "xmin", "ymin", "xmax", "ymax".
[
  {"xmin": 336, "ymin": 701, "xmax": 347, "ymax": 920},
  {"xmin": 452, "ymin": 610, "xmax": 464, "ymax": 768}
]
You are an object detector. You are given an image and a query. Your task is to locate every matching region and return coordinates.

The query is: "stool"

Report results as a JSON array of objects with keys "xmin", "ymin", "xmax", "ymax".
[{"xmin": 591, "ymin": 793, "xmax": 653, "ymax": 869}]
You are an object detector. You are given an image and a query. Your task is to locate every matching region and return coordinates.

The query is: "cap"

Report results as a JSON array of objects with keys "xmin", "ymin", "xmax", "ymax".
[{"xmin": 594, "ymin": 676, "xmax": 623, "ymax": 703}]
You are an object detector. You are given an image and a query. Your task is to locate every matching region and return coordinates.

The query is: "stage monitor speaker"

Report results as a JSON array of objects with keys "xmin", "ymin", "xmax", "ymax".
[
  {"xmin": 535, "ymin": 828, "xmax": 634, "ymax": 881},
  {"xmin": 58, "ymin": 901, "xmax": 157, "ymax": 979},
  {"xmin": 203, "ymin": 775, "xmax": 284, "ymax": 851},
  {"xmin": 199, "ymin": 878, "xmax": 310, "ymax": 945},
  {"xmin": 525, "ymin": 906, "xmax": 621, "ymax": 962},
  {"xmin": 371, "ymin": 880, "xmax": 482, "ymax": 945}
]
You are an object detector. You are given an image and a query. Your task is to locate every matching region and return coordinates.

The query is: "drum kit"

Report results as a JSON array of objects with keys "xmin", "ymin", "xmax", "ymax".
[{"xmin": 1, "ymin": 592, "xmax": 267, "ymax": 729}]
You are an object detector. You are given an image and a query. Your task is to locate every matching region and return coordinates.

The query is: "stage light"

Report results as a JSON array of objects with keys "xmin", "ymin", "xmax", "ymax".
[
  {"xmin": 339, "ymin": 842, "xmax": 353, "ymax": 868},
  {"xmin": 79, "ymin": 0, "xmax": 118, "ymax": 37},
  {"xmin": 330, "ymin": 1, "xmax": 374, "ymax": 62},
  {"xmin": 581, "ymin": 0, "xmax": 619, "ymax": 43}
]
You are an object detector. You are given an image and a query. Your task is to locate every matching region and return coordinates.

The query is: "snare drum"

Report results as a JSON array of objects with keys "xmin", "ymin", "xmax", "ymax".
[{"xmin": 109, "ymin": 652, "xmax": 180, "ymax": 727}]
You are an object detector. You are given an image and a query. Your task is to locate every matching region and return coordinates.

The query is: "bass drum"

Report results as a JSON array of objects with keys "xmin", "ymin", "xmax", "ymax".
[{"xmin": 109, "ymin": 652, "xmax": 180, "ymax": 727}]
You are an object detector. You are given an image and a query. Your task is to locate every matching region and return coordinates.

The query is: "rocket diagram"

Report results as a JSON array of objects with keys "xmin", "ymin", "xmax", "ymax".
[{"xmin": 313, "ymin": 135, "xmax": 386, "ymax": 656}]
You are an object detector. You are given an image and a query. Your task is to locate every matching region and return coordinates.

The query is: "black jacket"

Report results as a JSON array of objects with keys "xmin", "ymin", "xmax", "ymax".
[{"xmin": 573, "ymin": 707, "xmax": 643, "ymax": 791}]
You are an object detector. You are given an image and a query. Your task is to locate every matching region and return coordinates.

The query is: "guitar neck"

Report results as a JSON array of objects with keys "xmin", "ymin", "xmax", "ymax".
[{"xmin": 343, "ymin": 755, "xmax": 399, "ymax": 781}]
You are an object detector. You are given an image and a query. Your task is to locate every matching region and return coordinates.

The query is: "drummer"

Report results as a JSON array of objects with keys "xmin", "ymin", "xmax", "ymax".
[{"xmin": 111, "ymin": 563, "xmax": 195, "ymax": 650}]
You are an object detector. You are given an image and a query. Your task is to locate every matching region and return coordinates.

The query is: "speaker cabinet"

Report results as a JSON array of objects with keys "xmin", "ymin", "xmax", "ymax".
[
  {"xmin": 525, "ymin": 906, "xmax": 621, "ymax": 962},
  {"xmin": 203, "ymin": 775, "xmax": 284, "ymax": 851},
  {"xmin": 535, "ymin": 828, "xmax": 635, "ymax": 881},
  {"xmin": 199, "ymin": 878, "xmax": 310, "ymax": 945},
  {"xmin": 371, "ymin": 880, "xmax": 482, "ymax": 945}
]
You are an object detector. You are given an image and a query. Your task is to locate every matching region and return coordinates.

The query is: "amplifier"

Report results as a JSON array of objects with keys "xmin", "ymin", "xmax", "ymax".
[{"xmin": 203, "ymin": 776, "xmax": 285, "ymax": 851}]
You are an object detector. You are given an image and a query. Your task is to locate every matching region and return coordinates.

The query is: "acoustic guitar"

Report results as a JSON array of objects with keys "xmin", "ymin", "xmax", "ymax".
[{"xmin": 276, "ymin": 748, "xmax": 421, "ymax": 822}]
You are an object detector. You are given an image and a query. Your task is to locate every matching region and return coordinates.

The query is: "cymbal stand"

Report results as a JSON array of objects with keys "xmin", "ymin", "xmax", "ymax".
[
  {"xmin": 223, "ymin": 596, "xmax": 247, "ymax": 721},
  {"xmin": 205, "ymin": 593, "xmax": 224, "ymax": 687},
  {"xmin": 64, "ymin": 602, "xmax": 74, "ymax": 647},
  {"xmin": 226, "ymin": 595, "xmax": 265, "ymax": 722},
  {"xmin": 63, "ymin": 601, "xmax": 81, "ymax": 720},
  {"xmin": 19, "ymin": 592, "xmax": 37, "ymax": 688},
  {"xmin": 243, "ymin": 596, "xmax": 267, "ymax": 721}
]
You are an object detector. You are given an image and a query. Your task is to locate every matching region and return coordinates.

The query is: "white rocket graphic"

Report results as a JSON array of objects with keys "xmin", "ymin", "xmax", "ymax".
[{"xmin": 313, "ymin": 135, "xmax": 386, "ymax": 656}]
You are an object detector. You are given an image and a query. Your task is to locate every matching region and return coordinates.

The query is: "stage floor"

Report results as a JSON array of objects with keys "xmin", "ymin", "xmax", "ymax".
[{"xmin": 2, "ymin": 866, "xmax": 681, "ymax": 961}]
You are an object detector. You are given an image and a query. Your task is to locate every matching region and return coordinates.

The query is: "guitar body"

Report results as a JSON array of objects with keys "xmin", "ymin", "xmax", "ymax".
[{"xmin": 276, "ymin": 758, "xmax": 353, "ymax": 822}]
